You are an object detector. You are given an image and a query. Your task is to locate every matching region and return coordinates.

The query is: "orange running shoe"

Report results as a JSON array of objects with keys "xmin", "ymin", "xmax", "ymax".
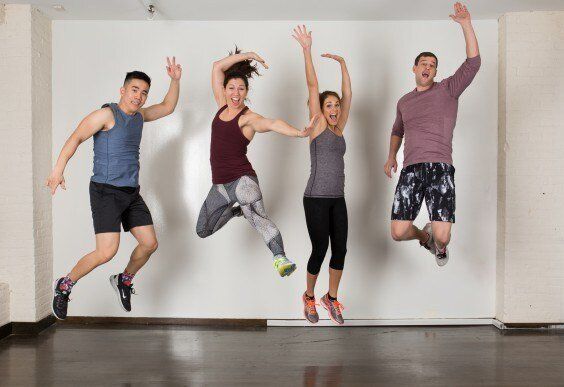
[
  {"xmin": 320, "ymin": 293, "xmax": 345, "ymax": 325},
  {"xmin": 302, "ymin": 292, "xmax": 319, "ymax": 324}
]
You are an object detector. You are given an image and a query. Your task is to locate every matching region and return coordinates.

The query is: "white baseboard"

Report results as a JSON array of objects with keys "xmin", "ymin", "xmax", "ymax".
[{"xmin": 267, "ymin": 318, "xmax": 496, "ymax": 327}]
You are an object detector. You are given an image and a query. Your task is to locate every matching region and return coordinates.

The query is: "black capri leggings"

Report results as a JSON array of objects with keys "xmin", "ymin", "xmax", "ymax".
[{"xmin": 303, "ymin": 197, "xmax": 348, "ymax": 275}]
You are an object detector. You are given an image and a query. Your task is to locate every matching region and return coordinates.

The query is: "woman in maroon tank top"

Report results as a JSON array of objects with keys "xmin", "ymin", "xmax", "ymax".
[{"xmin": 196, "ymin": 48, "xmax": 319, "ymax": 278}]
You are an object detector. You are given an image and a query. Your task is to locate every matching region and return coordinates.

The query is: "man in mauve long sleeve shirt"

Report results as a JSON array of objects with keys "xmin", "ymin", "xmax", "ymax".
[{"xmin": 384, "ymin": 2, "xmax": 481, "ymax": 266}]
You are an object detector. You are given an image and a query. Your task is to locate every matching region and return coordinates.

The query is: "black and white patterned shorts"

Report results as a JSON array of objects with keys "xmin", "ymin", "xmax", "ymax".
[{"xmin": 391, "ymin": 162, "xmax": 456, "ymax": 223}]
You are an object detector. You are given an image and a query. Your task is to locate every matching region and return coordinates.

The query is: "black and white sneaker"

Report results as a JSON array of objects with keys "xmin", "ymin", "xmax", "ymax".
[
  {"xmin": 109, "ymin": 274, "xmax": 134, "ymax": 312},
  {"xmin": 52, "ymin": 278, "xmax": 71, "ymax": 320},
  {"xmin": 435, "ymin": 246, "xmax": 449, "ymax": 267}
]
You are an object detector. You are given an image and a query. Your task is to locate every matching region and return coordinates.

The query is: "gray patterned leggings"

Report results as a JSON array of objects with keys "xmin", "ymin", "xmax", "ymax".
[{"xmin": 196, "ymin": 175, "xmax": 285, "ymax": 257}]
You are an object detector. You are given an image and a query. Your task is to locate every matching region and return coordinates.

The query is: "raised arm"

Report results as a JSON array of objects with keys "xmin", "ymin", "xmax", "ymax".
[
  {"xmin": 322, "ymin": 54, "xmax": 352, "ymax": 131},
  {"xmin": 140, "ymin": 57, "xmax": 182, "ymax": 122},
  {"xmin": 45, "ymin": 108, "xmax": 113, "ymax": 194},
  {"xmin": 450, "ymin": 2, "xmax": 479, "ymax": 58},
  {"xmin": 446, "ymin": 3, "xmax": 481, "ymax": 98},
  {"xmin": 211, "ymin": 51, "xmax": 268, "ymax": 108},
  {"xmin": 244, "ymin": 113, "xmax": 319, "ymax": 138},
  {"xmin": 292, "ymin": 25, "xmax": 324, "ymax": 128}
]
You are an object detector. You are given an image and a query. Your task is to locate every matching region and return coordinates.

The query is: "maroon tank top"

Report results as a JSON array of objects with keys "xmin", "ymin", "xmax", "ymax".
[{"xmin": 210, "ymin": 105, "xmax": 257, "ymax": 184}]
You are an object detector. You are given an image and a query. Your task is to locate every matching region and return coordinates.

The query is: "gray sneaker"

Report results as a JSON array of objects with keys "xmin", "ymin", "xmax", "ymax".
[
  {"xmin": 320, "ymin": 294, "xmax": 344, "ymax": 325},
  {"xmin": 435, "ymin": 245, "xmax": 449, "ymax": 267},
  {"xmin": 420, "ymin": 223, "xmax": 436, "ymax": 255},
  {"xmin": 302, "ymin": 293, "xmax": 319, "ymax": 324}
]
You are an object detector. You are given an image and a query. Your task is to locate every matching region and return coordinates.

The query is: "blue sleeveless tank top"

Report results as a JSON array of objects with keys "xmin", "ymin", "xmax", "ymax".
[{"xmin": 91, "ymin": 103, "xmax": 144, "ymax": 187}]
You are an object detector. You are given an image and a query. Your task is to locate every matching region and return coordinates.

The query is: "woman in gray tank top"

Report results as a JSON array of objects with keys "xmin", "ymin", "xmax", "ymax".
[{"xmin": 293, "ymin": 25, "xmax": 352, "ymax": 325}]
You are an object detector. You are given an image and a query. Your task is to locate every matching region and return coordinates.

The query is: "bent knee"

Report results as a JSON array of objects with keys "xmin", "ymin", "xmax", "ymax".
[
  {"xmin": 142, "ymin": 239, "xmax": 158, "ymax": 253},
  {"xmin": 391, "ymin": 229, "xmax": 407, "ymax": 242},
  {"xmin": 96, "ymin": 248, "xmax": 118, "ymax": 264},
  {"xmin": 391, "ymin": 222, "xmax": 411, "ymax": 242},
  {"xmin": 433, "ymin": 233, "xmax": 451, "ymax": 246}
]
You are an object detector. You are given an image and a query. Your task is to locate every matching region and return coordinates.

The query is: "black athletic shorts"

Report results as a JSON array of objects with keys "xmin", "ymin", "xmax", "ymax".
[
  {"xmin": 89, "ymin": 181, "xmax": 153, "ymax": 234},
  {"xmin": 391, "ymin": 162, "xmax": 456, "ymax": 223}
]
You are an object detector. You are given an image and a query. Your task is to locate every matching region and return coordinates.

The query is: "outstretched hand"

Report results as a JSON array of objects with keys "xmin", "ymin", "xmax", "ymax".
[
  {"xmin": 300, "ymin": 114, "xmax": 320, "ymax": 137},
  {"xmin": 321, "ymin": 53, "xmax": 345, "ymax": 63},
  {"xmin": 449, "ymin": 2, "xmax": 471, "ymax": 25},
  {"xmin": 166, "ymin": 56, "xmax": 182, "ymax": 80},
  {"xmin": 292, "ymin": 25, "xmax": 312, "ymax": 50},
  {"xmin": 45, "ymin": 172, "xmax": 66, "ymax": 195}
]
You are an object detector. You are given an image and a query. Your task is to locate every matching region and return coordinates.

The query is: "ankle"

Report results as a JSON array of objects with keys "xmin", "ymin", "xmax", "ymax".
[
  {"xmin": 58, "ymin": 275, "xmax": 76, "ymax": 292},
  {"xmin": 435, "ymin": 243, "xmax": 446, "ymax": 253},
  {"xmin": 121, "ymin": 271, "xmax": 135, "ymax": 286}
]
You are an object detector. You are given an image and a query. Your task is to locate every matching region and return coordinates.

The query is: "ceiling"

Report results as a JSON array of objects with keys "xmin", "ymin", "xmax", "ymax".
[{"xmin": 7, "ymin": 0, "xmax": 564, "ymax": 20}]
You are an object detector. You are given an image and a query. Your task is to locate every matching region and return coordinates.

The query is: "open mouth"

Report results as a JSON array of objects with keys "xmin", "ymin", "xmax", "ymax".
[
  {"xmin": 422, "ymin": 72, "xmax": 430, "ymax": 80},
  {"xmin": 231, "ymin": 97, "xmax": 240, "ymax": 105},
  {"xmin": 329, "ymin": 114, "xmax": 337, "ymax": 121}
]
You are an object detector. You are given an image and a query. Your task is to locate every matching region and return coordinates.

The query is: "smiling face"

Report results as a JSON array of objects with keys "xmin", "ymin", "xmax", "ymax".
[
  {"xmin": 321, "ymin": 94, "xmax": 341, "ymax": 127},
  {"xmin": 223, "ymin": 78, "xmax": 248, "ymax": 109},
  {"xmin": 413, "ymin": 56, "xmax": 438, "ymax": 88},
  {"xmin": 119, "ymin": 79, "xmax": 149, "ymax": 113}
]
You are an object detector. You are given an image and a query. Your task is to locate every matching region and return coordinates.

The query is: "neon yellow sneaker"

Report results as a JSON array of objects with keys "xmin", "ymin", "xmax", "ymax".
[{"xmin": 273, "ymin": 256, "xmax": 297, "ymax": 277}]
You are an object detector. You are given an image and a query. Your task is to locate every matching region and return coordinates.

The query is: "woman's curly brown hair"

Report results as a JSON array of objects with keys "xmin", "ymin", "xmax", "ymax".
[{"xmin": 223, "ymin": 46, "xmax": 261, "ymax": 88}]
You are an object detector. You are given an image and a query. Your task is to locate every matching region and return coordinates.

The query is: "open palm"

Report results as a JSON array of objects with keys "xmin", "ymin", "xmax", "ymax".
[
  {"xmin": 292, "ymin": 25, "xmax": 312, "ymax": 49},
  {"xmin": 449, "ymin": 2, "xmax": 471, "ymax": 24}
]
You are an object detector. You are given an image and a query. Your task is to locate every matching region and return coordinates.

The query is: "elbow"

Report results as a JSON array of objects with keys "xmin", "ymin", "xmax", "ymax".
[
  {"xmin": 212, "ymin": 61, "xmax": 224, "ymax": 72},
  {"xmin": 164, "ymin": 106, "xmax": 175, "ymax": 116}
]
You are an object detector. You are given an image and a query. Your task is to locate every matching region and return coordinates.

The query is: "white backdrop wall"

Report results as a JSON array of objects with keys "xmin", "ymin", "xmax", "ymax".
[{"xmin": 52, "ymin": 20, "xmax": 498, "ymax": 319}]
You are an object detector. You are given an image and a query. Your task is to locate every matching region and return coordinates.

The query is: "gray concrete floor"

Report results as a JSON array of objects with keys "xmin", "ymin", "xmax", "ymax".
[{"xmin": 0, "ymin": 325, "xmax": 563, "ymax": 386}]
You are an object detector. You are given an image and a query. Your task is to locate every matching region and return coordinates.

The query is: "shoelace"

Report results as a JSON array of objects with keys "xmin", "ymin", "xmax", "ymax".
[
  {"xmin": 122, "ymin": 284, "xmax": 136, "ymax": 297},
  {"xmin": 329, "ymin": 299, "xmax": 345, "ymax": 313},
  {"xmin": 55, "ymin": 290, "xmax": 71, "ymax": 307},
  {"xmin": 305, "ymin": 298, "xmax": 318, "ymax": 314},
  {"xmin": 435, "ymin": 245, "xmax": 447, "ymax": 259}
]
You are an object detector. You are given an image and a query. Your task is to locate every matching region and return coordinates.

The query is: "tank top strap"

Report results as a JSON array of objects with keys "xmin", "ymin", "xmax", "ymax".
[
  {"xmin": 215, "ymin": 105, "xmax": 228, "ymax": 118},
  {"xmin": 102, "ymin": 103, "xmax": 126, "ymax": 126},
  {"xmin": 236, "ymin": 106, "xmax": 249, "ymax": 118}
]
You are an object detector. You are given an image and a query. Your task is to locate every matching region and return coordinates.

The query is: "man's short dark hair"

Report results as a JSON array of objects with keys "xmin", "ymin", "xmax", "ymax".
[
  {"xmin": 414, "ymin": 52, "xmax": 438, "ymax": 68},
  {"xmin": 124, "ymin": 71, "xmax": 151, "ymax": 86}
]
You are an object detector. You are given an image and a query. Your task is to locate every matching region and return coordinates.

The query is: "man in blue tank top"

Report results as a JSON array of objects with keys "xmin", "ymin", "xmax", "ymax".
[{"xmin": 46, "ymin": 57, "xmax": 182, "ymax": 320}]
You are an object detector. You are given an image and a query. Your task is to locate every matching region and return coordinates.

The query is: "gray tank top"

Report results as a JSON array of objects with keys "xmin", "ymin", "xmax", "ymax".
[
  {"xmin": 304, "ymin": 128, "xmax": 346, "ymax": 198},
  {"xmin": 91, "ymin": 103, "xmax": 144, "ymax": 187}
]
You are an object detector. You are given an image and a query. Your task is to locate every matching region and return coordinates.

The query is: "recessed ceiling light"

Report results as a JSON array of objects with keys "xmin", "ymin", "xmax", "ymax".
[{"xmin": 52, "ymin": 4, "xmax": 66, "ymax": 11}]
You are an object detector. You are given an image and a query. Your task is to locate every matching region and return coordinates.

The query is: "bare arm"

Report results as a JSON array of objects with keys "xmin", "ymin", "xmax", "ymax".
[
  {"xmin": 45, "ymin": 108, "xmax": 113, "ymax": 194},
  {"xmin": 322, "ymin": 54, "xmax": 352, "ymax": 131},
  {"xmin": 244, "ymin": 113, "xmax": 319, "ymax": 138},
  {"xmin": 292, "ymin": 25, "xmax": 323, "ymax": 123},
  {"xmin": 140, "ymin": 57, "xmax": 182, "ymax": 122},
  {"xmin": 450, "ymin": 2, "xmax": 479, "ymax": 58},
  {"xmin": 384, "ymin": 135, "xmax": 403, "ymax": 178},
  {"xmin": 211, "ymin": 51, "xmax": 268, "ymax": 108}
]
